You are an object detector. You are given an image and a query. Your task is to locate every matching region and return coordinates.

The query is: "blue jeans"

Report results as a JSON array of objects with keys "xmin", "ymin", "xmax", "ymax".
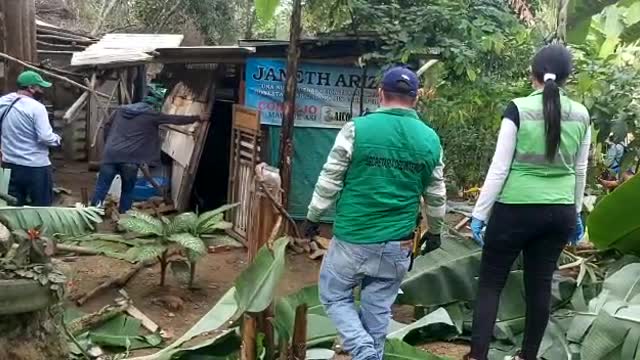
[
  {"xmin": 3, "ymin": 163, "xmax": 53, "ymax": 206},
  {"xmin": 319, "ymin": 237, "xmax": 411, "ymax": 360},
  {"xmin": 91, "ymin": 163, "xmax": 139, "ymax": 213}
]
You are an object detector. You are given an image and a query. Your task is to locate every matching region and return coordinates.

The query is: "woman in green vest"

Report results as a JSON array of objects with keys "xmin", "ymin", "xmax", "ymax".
[{"xmin": 466, "ymin": 45, "xmax": 591, "ymax": 360}]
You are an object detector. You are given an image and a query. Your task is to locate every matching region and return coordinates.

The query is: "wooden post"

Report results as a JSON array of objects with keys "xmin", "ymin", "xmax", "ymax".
[
  {"xmin": 290, "ymin": 304, "xmax": 308, "ymax": 360},
  {"xmin": 277, "ymin": 0, "xmax": 303, "ymax": 210}
]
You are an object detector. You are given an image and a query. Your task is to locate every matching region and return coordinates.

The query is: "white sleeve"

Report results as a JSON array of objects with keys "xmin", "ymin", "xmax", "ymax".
[
  {"xmin": 574, "ymin": 127, "xmax": 591, "ymax": 213},
  {"xmin": 472, "ymin": 119, "xmax": 518, "ymax": 221}
]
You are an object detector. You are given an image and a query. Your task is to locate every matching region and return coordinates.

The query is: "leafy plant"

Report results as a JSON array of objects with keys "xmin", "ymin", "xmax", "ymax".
[
  {"xmin": 587, "ymin": 172, "xmax": 640, "ymax": 254},
  {"xmin": 0, "ymin": 206, "xmax": 103, "ymax": 237},
  {"xmin": 118, "ymin": 204, "xmax": 238, "ymax": 287},
  {"xmin": 342, "ymin": 0, "xmax": 534, "ymax": 190}
]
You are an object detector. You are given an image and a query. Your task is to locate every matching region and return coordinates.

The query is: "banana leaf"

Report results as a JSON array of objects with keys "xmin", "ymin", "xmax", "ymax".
[
  {"xmin": 274, "ymin": 285, "xmax": 335, "ymax": 345},
  {"xmin": 587, "ymin": 173, "xmax": 640, "ymax": 255},
  {"xmin": 560, "ymin": 263, "xmax": 640, "ymax": 360},
  {"xmin": 235, "ymin": 237, "xmax": 289, "ymax": 313},
  {"xmin": 383, "ymin": 339, "xmax": 449, "ymax": 360},
  {"xmin": 388, "ymin": 307, "xmax": 458, "ymax": 343},
  {"xmin": 129, "ymin": 238, "xmax": 290, "ymax": 359},
  {"xmin": 89, "ymin": 315, "xmax": 161, "ymax": 350},
  {"xmin": 398, "ymin": 233, "xmax": 481, "ymax": 306},
  {"xmin": 0, "ymin": 206, "xmax": 103, "ymax": 235}
]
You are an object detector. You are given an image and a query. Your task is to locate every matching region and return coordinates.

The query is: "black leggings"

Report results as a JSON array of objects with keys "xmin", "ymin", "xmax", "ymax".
[{"xmin": 470, "ymin": 203, "xmax": 575, "ymax": 360}]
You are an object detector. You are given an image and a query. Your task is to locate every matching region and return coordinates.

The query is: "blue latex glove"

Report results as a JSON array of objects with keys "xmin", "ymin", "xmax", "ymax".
[
  {"xmin": 470, "ymin": 217, "xmax": 486, "ymax": 247},
  {"xmin": 570, "ymin": 214, "xmax": 585, "ymax": 245}
]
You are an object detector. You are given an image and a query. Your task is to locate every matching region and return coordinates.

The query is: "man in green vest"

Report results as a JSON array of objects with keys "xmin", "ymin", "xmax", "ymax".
[{"xmin": 304, "ymin": 66, "xmax": 446, "ymax": 360}]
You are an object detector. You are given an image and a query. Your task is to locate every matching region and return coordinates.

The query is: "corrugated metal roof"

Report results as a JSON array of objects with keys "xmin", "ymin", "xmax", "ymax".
[
  {"xmin": 71, "ymin": 33, "xmax": 184, "ymax": 67},
  {"xmin": 153, "ymin": 46, "xmax": 256, "ymax": 64}
]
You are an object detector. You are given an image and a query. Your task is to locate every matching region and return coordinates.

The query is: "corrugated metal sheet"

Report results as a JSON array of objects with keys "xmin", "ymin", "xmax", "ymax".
[
  {"xmin": 153, "ymin": 46, "xmax": 255, "ymax": 64},
  {"xmin": 71, "ymin": 33, "xmax": 184, "ymax": 67}
]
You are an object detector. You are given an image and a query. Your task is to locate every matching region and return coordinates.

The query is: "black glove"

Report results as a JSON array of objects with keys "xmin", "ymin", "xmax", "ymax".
[
  {"xmin": 420, "ymin": 232, "xmax": 441, "ymax": 255},
  {"xmin": 303, "ymin": 220, "xmax": 320, "ymax": 239}
]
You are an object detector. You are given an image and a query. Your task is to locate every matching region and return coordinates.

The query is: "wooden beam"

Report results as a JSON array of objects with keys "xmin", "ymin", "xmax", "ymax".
[
  {"xmin": 0, "ymin": 51, "xmax": 110, "ymax": 98},
  {"xmin": 36, "ymin": 27, "xmax": 96, "ymax": 42},
  {"xmin": 63, "ymin": 91, "xmax": 89, "ymax": 124},
  {"xmin": 37, "ymin": 34, "xmax": 94, "ymax": 45},
  {"xmin": 37, "ymin": 40, "xmax": 86, "ymax": 50}
]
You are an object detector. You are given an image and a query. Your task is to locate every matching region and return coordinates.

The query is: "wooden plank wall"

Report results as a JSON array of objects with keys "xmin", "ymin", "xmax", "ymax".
[{"xmin": 160, "ymin": 80, "xmax": 215, "ymax": 210}]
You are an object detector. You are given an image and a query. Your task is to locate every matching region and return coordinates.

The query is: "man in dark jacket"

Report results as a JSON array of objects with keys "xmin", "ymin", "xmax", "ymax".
[{"xmin": 91, "ymin": 86, "xmax": 203, "ymax": 213}]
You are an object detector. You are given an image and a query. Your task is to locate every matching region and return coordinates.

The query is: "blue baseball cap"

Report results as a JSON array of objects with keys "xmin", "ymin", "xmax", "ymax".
[{"xmin": 381, "ymin": 66, "xmax": 419, "ymax": 98}]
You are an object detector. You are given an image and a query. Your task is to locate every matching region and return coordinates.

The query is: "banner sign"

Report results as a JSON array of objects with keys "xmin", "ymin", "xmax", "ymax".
[{"xmin": 245, "ymin": 58, "xmax": 379, "ymax": 128}]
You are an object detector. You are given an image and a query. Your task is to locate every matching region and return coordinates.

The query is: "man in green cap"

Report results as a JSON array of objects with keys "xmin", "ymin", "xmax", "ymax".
[
  {"xmin": 91, "ymin": 84, "xmax": 205, "ymax": 213},
  {"xmin": 0, "ymin": 70, "xmax": 59, "ymax": 206}
]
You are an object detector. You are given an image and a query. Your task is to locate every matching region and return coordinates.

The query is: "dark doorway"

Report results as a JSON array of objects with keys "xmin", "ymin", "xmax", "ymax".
[{"xmin": 190, "ymin": 99, "xmax": 234, "ymax": 212}]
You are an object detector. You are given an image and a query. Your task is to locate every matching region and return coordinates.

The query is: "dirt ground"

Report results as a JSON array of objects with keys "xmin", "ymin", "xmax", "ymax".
[{"xmin": 54, "ymin": 161, "xmax": 470, "ymax": 359}]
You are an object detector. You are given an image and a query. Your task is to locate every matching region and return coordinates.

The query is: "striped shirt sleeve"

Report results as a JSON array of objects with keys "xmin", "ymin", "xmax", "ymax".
[
  {"xmin": 424, "ymin": 151, "xmax": 447, "ymax": 235},
  {"xmin": 307, "ymin": 122, "xmax": 355, "ymax": 222}
]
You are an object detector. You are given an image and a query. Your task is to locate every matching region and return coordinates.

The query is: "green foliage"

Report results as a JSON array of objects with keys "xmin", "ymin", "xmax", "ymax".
[
  {"xmin": 115, "ymin": 204, "xmax": 237, "ymax": 287},
  {"xmin": 128, "ymin": 240, "xmax": 291, "ymax": 360},
  {"xmin": 383, "ymin": 339, "xmax": 449, "ymax": 360},
  {"xmin": 196, "ymin": 203, "xmax": 240, "ymax": 234},
  {"xmin": 255, "ymin": 0, "xmax": 281, "ymax": 22},
  {"xmin": 235, "ymin": 237, "xmax": 289, "ymax": 313},
  {"xmin": 398, "ymin": 233, "xmax": 481, "ymax": 306},
  {"xmin": 119, "ymin": 211, "xmax": 164, "ymax": 237},
  {"xmin": 167, "ymin": 233, "xmax": 206, "ymax": 256},
  {"xmin": 345, "ymin": 0, "xmax": 534, "ymax": 189},
  {"xmin": 0, "ymin": 263, "xmax": 66, "ymax": 300},
  {"xmin": 568, "ymin": 44, "xmax": 640, "ymax": 176},
  {"xmin": 0, "ymin": 206, "xmax": 103, "ymax": 236},
  {"xmin": 133, "ymin": 0, "xmax": 247, "ymax": 44},
  {"xmin": 587, "ymin": 173, "xmax": 640, "ymax": 254},
  {"xmin": 170, "ymin": 212, "xmax": 198, "ymax": 234}
]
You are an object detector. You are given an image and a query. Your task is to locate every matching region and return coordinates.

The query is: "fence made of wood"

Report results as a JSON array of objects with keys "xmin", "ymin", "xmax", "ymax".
[{"xmin": 228, "ymin": 106, "xmax": 261, "ymax": 245}]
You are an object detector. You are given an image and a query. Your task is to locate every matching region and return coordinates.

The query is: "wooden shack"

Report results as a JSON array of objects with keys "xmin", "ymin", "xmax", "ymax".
[{"xmin": 68, "ymin": 33, "xmax": 184, "ymax": 168}]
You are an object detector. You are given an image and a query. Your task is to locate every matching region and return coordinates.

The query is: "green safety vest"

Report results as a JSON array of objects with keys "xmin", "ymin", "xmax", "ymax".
[
  {"xmin": 499, "ymin": 90, "xmax": 590, "ymax": 204},
  {"xmin": 333, "ymin": 107, "xmax": 441, "ymax": 244}
]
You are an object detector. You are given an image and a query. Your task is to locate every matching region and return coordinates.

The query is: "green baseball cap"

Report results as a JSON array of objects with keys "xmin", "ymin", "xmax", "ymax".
[{"xmin": 17, "ymin": 70, "xmax": 52, "ymax": 88}]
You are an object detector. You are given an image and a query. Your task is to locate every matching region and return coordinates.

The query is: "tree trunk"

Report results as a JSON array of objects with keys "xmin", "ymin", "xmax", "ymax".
[
  {"xmin": 1, "ymin": 0, "xmax": 38, "ymax": 93},
  {"xmin": 278, "ymin": 0, "xmax": 303, "ymax": 211},
  {"xmin": 159, "ymin": 251, "xmax": 168, "ymax": 286},
  {"xmin": 189, "ymin": 261, "xmax": 196, "ymax": 289}
]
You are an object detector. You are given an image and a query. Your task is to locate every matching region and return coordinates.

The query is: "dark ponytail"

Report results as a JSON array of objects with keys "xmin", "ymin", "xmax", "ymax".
[
  {"xmin": 532, "ymin": 44, "xmax": 573, "ymax": 163},
  {"xmin": 543, "ymin": 78, "xmax": 562, "ymax": 162}
]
